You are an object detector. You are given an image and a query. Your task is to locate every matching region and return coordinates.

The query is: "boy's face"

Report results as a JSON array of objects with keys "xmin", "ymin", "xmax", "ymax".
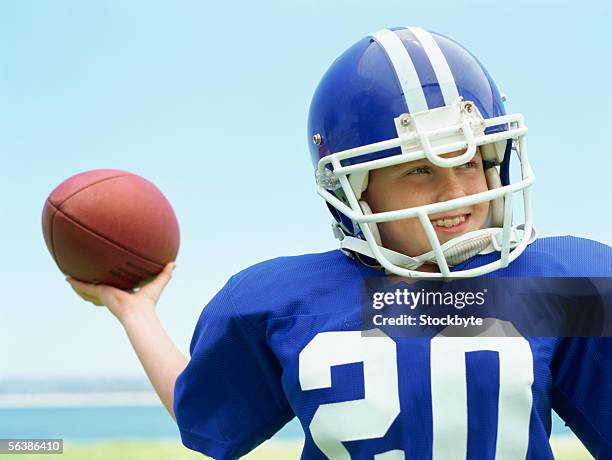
[{"xmin": 362, "ymin": 149, "xmax": 490, "ymax": 262}]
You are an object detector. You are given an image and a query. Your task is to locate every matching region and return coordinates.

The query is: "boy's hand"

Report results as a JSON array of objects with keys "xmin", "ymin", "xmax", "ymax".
[{"xmin": 66, "ymin": 262, "xmax": 176, "ymax": 324}]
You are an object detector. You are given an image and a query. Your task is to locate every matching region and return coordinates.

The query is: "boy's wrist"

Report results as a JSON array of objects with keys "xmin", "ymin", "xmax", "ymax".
[{"xmin": 120, "ymin": 304, "xmax": 159, "ymax": 329}]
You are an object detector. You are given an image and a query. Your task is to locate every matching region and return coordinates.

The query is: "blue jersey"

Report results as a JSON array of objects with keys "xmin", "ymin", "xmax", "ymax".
[{"xmin": 174, "ymin": 236, "xmax": 612, "ymax": 459}]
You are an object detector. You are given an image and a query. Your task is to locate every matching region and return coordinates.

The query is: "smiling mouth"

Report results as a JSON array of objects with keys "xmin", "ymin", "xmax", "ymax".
[{"xmin": 430, "ymin": 213, "xmax": 470, "ymax": 230}]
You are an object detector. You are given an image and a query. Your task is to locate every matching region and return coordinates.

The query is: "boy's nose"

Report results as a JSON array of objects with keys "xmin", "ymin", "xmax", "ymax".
[{"xmin": 436, "ymin": 170, "xmax": 467, "ymax": 203}]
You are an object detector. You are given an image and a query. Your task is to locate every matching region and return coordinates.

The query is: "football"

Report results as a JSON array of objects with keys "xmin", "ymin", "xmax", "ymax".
[{"xmin": 42, "ymin": 169, "xmax": 180, "ymax": 290}]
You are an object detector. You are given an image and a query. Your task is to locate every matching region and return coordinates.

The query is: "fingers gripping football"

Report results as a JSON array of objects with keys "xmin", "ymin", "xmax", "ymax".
[
  {"xmin": 66, "ymin": 276, "xmax": 127, "ymax": 307},
  {"xmin": 66, "ymin": 262, "xmax": 176, "ymax": 315},
  {"xmin": 138, "ymin": 262, "xmax": 176, "ymax": 304}
]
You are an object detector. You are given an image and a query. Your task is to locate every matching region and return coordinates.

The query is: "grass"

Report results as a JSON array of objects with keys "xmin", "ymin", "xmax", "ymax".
[{"xmin": 3, "ymin": 437, "xmax": 591, "ymax": 459}]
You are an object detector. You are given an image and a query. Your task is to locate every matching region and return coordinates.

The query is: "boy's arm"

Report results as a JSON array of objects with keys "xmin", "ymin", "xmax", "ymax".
[
  {"xmin": 66, "ymin": 262, "xmax": 187, "ymax": 420},
  {"xmin": 122, "ymin": 309, "xmax": 188, "ymax": 421},
  {"xmin": 552, "ymin": 337, "xmax": 612, "ymax": 458}
]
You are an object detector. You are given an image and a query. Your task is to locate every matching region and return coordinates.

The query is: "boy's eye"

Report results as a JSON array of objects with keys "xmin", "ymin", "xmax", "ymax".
[
  {"xmin": 404, "ymin": 161, "xmax": 479, "ymax": 176},
  {"xmin": 406, "ymin": 166, "xmax": 430, "ymax": 175}
]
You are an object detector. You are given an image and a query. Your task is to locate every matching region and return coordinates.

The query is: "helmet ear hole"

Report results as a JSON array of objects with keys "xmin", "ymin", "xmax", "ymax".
[{"xmin": 358, "ymin": 200, "xmax": 382, "ymax": 246}]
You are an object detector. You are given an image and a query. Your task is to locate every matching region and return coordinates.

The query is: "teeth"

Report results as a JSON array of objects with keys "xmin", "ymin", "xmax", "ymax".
[{"xmin": 432, "ymin": 214, "xmax": 466, "ymax": 228}]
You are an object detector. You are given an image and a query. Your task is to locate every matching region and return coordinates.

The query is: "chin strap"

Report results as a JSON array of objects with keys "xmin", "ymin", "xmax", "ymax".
[{"xmin": 335, "ymin": 224, "xmax": 537, "ymax": 271}]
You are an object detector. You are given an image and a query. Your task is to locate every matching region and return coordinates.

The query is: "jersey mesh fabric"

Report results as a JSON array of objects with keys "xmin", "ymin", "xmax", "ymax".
[{"xmin": 174, "ymin": 280, "xmax": 295, "ymax": 459}]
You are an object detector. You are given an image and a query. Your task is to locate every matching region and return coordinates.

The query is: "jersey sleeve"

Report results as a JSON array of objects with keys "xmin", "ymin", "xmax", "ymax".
[
  {"xmin": 173, "ymin": 277, "xmax": 295, "ymax": 460},
  {"xmin": 552, "ymin": 336, "xmax": 612, "ymax": 459}
]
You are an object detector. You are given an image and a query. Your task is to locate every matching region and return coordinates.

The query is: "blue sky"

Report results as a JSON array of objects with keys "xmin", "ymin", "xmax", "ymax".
[{"xmin": 1, "ymin": 0, "xmax": 610, "ymax": 379}]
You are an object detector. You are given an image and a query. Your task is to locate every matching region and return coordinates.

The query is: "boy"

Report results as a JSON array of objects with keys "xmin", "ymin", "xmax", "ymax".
[{"xmin": 68, "ymin": 27, "xmax": 612, "ymax": 459}]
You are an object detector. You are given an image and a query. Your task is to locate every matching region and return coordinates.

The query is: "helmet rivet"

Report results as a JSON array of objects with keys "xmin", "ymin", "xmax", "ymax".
[
  {"xmin": 312, "ymin": 133, "xmax": 322, "ymax": 145},
  {"xmin": 400, "ymin": 115, "xmax": 411, "ymax": 127},
  {"xmin": 464, "ymin": 102, "xmax": 473, "ymax": 113}
]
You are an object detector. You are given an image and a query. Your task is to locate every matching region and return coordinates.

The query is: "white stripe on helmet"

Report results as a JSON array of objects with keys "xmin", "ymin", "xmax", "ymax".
[
  {"xmin": 408, "ymin": 27, "xmax": 460, "ymax": 105},
  {"xmin": 371, "ymin": 29, "xmax": 428, "ymax": 113}
]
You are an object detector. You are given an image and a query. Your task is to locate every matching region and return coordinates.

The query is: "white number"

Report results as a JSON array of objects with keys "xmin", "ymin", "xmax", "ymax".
[
  {"xmin": 299, "ymin": 330, "xmax": 401, "ymax": 460},
  {"xmin": 374, "ymin": 450, "xmax": 406, "ymax": 460},
  {"xmin": 431, "ymin": 321, "xmax": 533, "ymax": 460},
  {"xmin": 299, "ymin": 320, "xmax": 534, "ymax": 459}
]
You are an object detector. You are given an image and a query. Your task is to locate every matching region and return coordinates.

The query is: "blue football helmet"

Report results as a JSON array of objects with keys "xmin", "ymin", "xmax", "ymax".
[{"xmin": 308, "ymin": 27, "xmax": 536, "ymax": 279}]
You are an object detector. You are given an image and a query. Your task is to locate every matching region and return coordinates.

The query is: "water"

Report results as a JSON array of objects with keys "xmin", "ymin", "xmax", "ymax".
[
  {"xmin": 0, "ymin": 406, "xmax": 304, "ymax": 441},
  {"xmin": 0, "ymin": 405, "xmax": 571, "ymax": 442}
]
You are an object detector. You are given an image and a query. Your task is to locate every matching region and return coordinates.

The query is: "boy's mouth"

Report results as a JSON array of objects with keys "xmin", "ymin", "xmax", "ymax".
[{"xmin": 430, "ymin": 213, "xmax": 470, "ymax": 233}]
